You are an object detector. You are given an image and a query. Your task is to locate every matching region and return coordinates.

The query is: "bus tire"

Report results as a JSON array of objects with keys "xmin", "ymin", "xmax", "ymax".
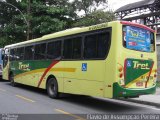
[
  {"xmin": 9, "ymin": 74, "xmax": 16, "ymax": 87},
  {"xmin": 47, "ymin": 78, "xmax": 59, "ymax": 99}
]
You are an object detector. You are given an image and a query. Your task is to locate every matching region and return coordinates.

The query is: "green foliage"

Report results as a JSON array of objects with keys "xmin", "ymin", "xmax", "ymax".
[
  {"xmin": 73, "ymin": 10, "xmax": 115, "ymax": 27},
  {"xmin": 0, "ymin": 0, "xmax": 24, "ymax": 47},
  {"xmin": 72, "ymin": 0, "xmax": 107, "ymax": 14},
  {"xmin": 0, "ymin": 0, "xmax": 76, "ymax": 47},
  {"xmin": 0, "ymin": 0, "xmax": 114, "ymax": 48}
]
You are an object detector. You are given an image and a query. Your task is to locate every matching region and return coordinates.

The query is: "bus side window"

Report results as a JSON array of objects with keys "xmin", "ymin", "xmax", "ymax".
[
  {"xmin": 97, "ymin": 33, "xmax": 109, "ymax": 58},
  {"xmin": 47, "ymin": 41, "xmax": 62, "ymax": 60},
  {"xmin": 84, "ymin": 35, "xmax": 97, "ymax": 59},
  {"xmin": 84, "ymin": 31, "xmax": 110, "ymax": 59},
  {"xmin": 16, "ymin": 47, "xmax": 24, "ymax": 61},
  {"xmin": 63, "ymin": 39, "xmax": 72, "ymax": 59},
  {"xmin": 34, "ymin": 43, "xmax": 46, "ymax": 60},
  {"xmin": 72, "ymin": 37, "xmax": 82, "ymax": 59},
  {"xmin": 24, "ymin": 46, "xmax": 34, "ymax": 60},
  {"xmin": 63, "ymin": 37, "xmax": 82, "ymax": 59},
  {"xmin": 10, "ymin": 49, "xmax": 15, "ymax": 61}
]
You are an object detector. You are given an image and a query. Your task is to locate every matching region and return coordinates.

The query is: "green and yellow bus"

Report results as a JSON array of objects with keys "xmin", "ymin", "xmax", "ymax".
[{"xmin": 2, "ymin": 21, "xmax": 157, "ymax": 99}]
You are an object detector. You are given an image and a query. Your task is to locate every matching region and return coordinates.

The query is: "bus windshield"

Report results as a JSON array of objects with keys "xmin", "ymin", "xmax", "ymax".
[{"xmin": 123, "ymin": 26, "xmax": 155, "ymax": 52}]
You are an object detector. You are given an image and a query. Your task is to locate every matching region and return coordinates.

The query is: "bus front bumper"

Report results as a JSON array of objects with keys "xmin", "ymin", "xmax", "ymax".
[{"xmin": 113, "ymin": 82, "xmax": 156, "ymax": 98}]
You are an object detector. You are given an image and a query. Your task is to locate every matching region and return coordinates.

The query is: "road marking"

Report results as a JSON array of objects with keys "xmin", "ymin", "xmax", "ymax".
[
  {"xmin": 0, "ymin": 88, "xmax": 6, "ymax": 92},
  {"xmin": 16, "ymin": 95, "xmax": 35, "ymax": 103},
  {"xmin": 55, "ymin": 109, "xmax": 86, "ymax": 120}
]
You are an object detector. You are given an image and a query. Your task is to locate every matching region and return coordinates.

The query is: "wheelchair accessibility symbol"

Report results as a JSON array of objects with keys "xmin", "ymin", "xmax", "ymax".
[
  {"xmin": 127, "ymin": 60, "xmax": 132, "ymax": 67},
  {"xmin": 82, "ymin": 63, "xmax": 87, "ymax": 71}
]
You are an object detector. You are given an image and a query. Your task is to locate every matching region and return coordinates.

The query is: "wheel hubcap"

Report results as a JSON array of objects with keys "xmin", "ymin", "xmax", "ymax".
[{"xmin": 49, "ymin": 82, "xmax": 55, "ymax": 95}]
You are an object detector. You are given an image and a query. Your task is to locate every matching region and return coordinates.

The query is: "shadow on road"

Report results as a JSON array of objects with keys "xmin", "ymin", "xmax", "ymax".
[
  {"xmin": 2, "ymin": 82, "xmax": 149, "ymax": 113},
  {"xmin": 5, "ymin": 82, "xmax": 47, "ymax": 95},
  {"xmin": 0, "ymin": 79, "xmax": 9, "ymax": 82},
  {"xmin": 59, "ymin": 95, "xmax": 144, "ymax": 113}
]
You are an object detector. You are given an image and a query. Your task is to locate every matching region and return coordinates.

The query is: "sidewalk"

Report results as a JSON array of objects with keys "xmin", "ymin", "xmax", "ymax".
[{"xmin": 126, "ymin": 88, "xmax": 160, "ymax": 107}]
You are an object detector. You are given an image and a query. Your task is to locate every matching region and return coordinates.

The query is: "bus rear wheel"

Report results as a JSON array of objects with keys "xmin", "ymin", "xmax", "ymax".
[
  {"xmin": 9, "ymin": 74, "xmax": 16, "ymax": 86},
  {"xmin": 47, "ymin": 78, "xmax": 59, "ymax": 99}
]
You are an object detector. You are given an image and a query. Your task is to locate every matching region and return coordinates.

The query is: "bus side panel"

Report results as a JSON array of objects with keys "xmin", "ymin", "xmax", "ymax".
[
  {"xmin": 63, "ymin": 61, "xmax": 105, "ymax": 97},
  {"xmin": 104, "ymin": 23, "xmax": 119, "ymax": 98},
  {"xmin": 13, "ymin": 60, "xmax": 45, "ymax": 86},
  {"xmin": 39, "ymin": 61, "xmax": 64, "ymax": 92},
  {"xmin": 12, "ymin": 60, "xmax": 64, "ymax": 92}
]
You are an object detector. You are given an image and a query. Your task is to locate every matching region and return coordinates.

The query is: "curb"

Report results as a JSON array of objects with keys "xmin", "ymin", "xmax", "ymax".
[{"xmin": 119, "ymin": 98, "xmax": 160, "ymax": 108}]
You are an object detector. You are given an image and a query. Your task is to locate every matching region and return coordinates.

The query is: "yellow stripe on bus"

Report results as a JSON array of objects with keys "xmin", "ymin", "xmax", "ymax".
[
  {"xmin": 14, "ymin": 68, "xmax": 46, "ymax": 79},
  {"xmin": 50, "ymin": 68, "xmax": 76, "ymax": 72},
  {"xmin": 14, "ymin": 68, "xmax": 76, "ymax": 79}
]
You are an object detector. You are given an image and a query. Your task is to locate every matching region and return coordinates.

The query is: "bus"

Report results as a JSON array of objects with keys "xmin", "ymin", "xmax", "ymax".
[
  {"xmin": 2, "ymin": 21, "xmax": 157, "ymax": 99},
  {"xmin": 0, "ymin": 48, "xmax": 3, "ymax": 78}
]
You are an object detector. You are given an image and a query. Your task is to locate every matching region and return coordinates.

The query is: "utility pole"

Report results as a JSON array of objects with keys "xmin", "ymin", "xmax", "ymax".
[{"xmin": 27, "ymin": 0, "xmax": 31, "ymax": 40}]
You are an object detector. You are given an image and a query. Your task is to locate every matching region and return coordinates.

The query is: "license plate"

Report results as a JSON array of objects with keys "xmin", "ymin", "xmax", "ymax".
[{"xmin": 136, "ymin": 82, "xmax": 143, "ymax": 87}]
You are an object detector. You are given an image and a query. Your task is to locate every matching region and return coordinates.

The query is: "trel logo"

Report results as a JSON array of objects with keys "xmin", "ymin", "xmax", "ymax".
[
  {"xmin": 133, "ymin": 61, "xmax": 150, "ymax": 70},
  {"xmin": 19, "ymin": 62, "xmax": 30, "ymax": 71}
]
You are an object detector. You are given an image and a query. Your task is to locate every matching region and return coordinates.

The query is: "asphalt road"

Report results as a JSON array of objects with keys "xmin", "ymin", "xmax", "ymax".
[{"xmin": 0, "ymin": 80, "xmax": 160, "ymax": 120}]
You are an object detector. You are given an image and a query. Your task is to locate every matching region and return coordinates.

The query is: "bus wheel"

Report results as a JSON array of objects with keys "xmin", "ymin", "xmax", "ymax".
[
  {"xmin": 47, "ymin": 78, "xmax": 59, "ymax": 99},
  {"xmin": 9, "ymin": 74, "xmax": 16, "ymax": 86}
]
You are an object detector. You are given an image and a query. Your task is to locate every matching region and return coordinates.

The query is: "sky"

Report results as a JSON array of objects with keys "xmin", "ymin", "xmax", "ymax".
[{"xmin": 108, "ymin": 0, "xmax": 143, "ymax": 11}]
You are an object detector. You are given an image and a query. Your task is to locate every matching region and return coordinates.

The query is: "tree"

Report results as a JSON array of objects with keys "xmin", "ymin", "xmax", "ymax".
[
  {"xmin": 0, "ymin": 0, "xmax": 114, "ymax": 48},
  {"xmin": 73, "ymin": 10, "xmax": 115, "ymax": 27},
  {"xmin": 71, "ymin": 0, "xmax": 115, "ymax": 27},
  {"xmin": 72, "ymin": 0, "xmax": 108, "ymax": 15},
  {"xmin": 17, "ymin": 0, "xmax": 76, "ymax": 38},
  {"xmin": 0, "ymin": 0, "xmax": 77, "ymax": 47},
  {"xmin": 0, "ymin": 0, "xmax": 23, "ymax": 46},
  {"xmin": 28, "ymin": 0, "xmax": 75, "ymax": 38}
]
